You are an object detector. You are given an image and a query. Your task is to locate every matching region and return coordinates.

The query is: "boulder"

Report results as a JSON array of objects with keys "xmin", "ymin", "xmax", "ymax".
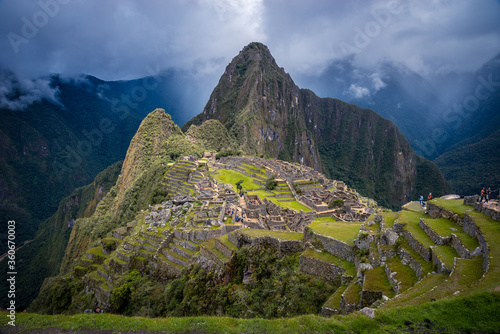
[
  {"xmin": 360, "ymin": 307, "xmax": 375, "ymax": 319},
  {"xmin": 381, "ymin": 228, "xmax": 399, "ymax": 246}
]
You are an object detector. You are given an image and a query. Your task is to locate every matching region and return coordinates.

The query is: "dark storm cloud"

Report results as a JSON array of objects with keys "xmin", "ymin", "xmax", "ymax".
[{"xmin": 0, "ymin": 0, "xmax": 499, "ymax": 95}]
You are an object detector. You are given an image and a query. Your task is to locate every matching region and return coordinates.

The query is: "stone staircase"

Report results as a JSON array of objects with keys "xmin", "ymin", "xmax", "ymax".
[{"xmin": 163, "ymin": 160, "xmax": 202, "ymax": 198}]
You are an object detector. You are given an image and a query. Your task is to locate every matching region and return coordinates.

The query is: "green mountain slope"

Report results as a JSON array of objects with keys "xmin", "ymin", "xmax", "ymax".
[
  {"xmin": 183, "ymin": 42, "xmax": 448, "ymax": 207},
  {"xmin": 0, "ymin": 161, "xmax": 122, "ymax": 310},
  {"xmin": 435, "ymin": 130, "xmax": 500, "ymax": 195}
]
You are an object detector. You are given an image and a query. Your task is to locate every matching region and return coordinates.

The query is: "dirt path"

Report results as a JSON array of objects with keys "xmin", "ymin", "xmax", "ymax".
[{"xmin": 0, "ymin": 240, "xmax": 33, "ymax": 262}]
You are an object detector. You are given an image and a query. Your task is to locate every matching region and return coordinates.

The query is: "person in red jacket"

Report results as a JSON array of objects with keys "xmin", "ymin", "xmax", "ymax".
[{"xmin": 428, "ymin": 193, "xmax": 433, "ymax": 201}]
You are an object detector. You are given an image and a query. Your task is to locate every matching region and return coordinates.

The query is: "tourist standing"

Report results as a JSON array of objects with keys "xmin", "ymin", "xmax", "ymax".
[
  {"xmin": 480, "ymin": 188, "xmax": 486, "ymax": 202},
  {"xmin": 428, "ymin": 193, "xmax": 433, "ymax": 201},
  {"xmin": 419, "ymin": 195, "xmax": 424, "ymax": 206}
]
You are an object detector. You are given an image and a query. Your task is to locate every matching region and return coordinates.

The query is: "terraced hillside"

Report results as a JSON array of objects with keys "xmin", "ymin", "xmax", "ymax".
[{"xmin": 29, "ymin": 137, "xmax": 499, "ymax": 319}]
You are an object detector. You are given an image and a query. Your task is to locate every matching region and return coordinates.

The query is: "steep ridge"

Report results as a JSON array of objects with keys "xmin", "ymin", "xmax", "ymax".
[
  {"xmin": 183, "ymin": 42, "xmax": 448, "ymax": 208},
  {"xmin": 0, "ymin": 161, "xmax": 122, "ymax": 309}
]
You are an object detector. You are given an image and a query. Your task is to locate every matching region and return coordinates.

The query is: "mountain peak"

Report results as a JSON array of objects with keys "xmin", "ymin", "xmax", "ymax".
[{"xmin": 238, "ymin": 42, "xmax": 276, "ymax": 63}]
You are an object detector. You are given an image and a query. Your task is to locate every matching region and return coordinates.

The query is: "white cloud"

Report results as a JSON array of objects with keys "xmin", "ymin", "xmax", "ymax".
[
  {"xmin": 0, "ymin": 0, "xmax": 498, "ymax": 83},
  {"xmin": 371, "ymin": 72, "xmax": 386, "ymax": 91},
  {"xmin": 0, "ymin": 71, "xmax": 61, "ymax": 110},
  {"xmin": 348, "ymin": 83, "xmax": 370, "ymax": 98}
]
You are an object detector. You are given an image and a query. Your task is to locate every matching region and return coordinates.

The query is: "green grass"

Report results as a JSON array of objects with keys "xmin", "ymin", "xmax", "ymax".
[
  {"xmin": 467, "ymin": 211, "xmax": 500, "ymax": 292},
  {"xmin": 398, "ymin": 211, "xmax": 434, "ymax": 248},
  {"xmin": 86, "ymin": 246, "xmax": 106, "ymax": 257},
  {"xmin": 217, "ymin": 234, "xmax": 238, "ymax": 252},
  {"xmin": 381, "ymin": 273, "xmax": 448, "ymax": 309},
  {"xmin": 237, "ymin": 229, "xmax": 303, "ymax": 241},
  {"xmin": 6, "ymin": 292, "xmax": 500, "ymax": 333},
  {"xmin": 246, "ymin": 189, "xmax": 313, "ymax": 212},
  {"xmin": 431, "ymin": 200, "xmax": 500, "ymax": 292},
  {"xmin": 386, "ymin": 257, "xmax": 418, "ymax": 294},
  {"xmin": 308, "ymin": 219, "xmax": 363, "ymax": 244},
  {"xmin": 202, "ymin": 239, "xmax": 230, "ymax": 262},
  {"xmin": 422, "ymin": 218, "xmax": 458, "ymax": 237},
  {"xmin": 380, "ymin": 212, "xmax": 398, "ymax": 229},
  {"xmin": 402, "ymin": 201, "xmax": 426, "ymax": 213},
  {"xmin": 301, "ymin": 248, "xmax": 355, "ymax": 276},
  {"xmin": 363, "ymin": 266, "xmax": 395, "ymax": 298},
  {"xmin": 323, "ymin": 284, "xmax": 348, "ymax": 309},
  {"xmin": 432, "ymin": 246, "xmax": 459, "ymax": 270},
  {"xmin": 211, "ymin": 168, "xmax": 262, "ymax": 190},
  {"xmin": 423, "ymin": 219, "xmax": 479, "ymax": 251},
  {"xmin": 398, "ymin": 238, "xmax": 434, "ymax": 275},
  {"xmin": 343, "ymin": 281, "xmax": 362, "ymax": 305},
  {"xmin": 430, "ymin": 198, "xmax": 472, "ymax": 217}
]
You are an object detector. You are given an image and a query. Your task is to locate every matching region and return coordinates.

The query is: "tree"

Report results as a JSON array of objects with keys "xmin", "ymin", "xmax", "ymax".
[
  {"xmin": 265, "ymin": 177, "xmax": 278, "ymax": 191},
  {"xmin": 235, "ymin": 180, "xmax": 244, "ymax": 194},
  {"xmin": 328, "ymin": 199, "xmax": 344, "ymax": 209}
]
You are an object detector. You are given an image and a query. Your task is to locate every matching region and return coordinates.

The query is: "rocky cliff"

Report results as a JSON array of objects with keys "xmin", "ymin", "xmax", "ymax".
[{"xmin": 184, "ymin": 42, "xmax": 449, "ymax": 207}]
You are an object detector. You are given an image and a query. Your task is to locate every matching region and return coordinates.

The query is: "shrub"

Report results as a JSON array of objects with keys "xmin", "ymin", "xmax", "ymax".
[
  {"xmin": 265, "ymin": 176, "xmax": 278, "ymax": 190},
  {"xmin": 329, "ymin": 199, "xmax": 344, "ymax": 209}
]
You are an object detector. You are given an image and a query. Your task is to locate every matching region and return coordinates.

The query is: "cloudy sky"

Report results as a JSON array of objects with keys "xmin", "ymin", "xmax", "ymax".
[{"xmin": 1, "ymin": 0, "xmax": 500, "ymax": 89}]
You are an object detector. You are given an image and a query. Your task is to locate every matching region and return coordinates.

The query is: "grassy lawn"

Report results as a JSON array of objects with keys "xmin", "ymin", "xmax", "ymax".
[
  {"xmin": 398, "ymin": 211, "xmax": 434, "ymax": 248},
  {"xmin": 323, "ymin": 284, "xmax": 348, "ymax": 309},
  {"xmin": 422, "ymin": 218, "xmax": 459, "ymax": 237},
  {"xmin": 202, "ymin": 239, "xmax": 230, "ymax": 262},
  {"xmin": 301, "ymin": 248, "xmax": 355, "ymax": 276},
  {"xmin": 432, "ymin": 245, "xmax": 458, "ymax": 270},
  {"xmin": 237, "ymin": 228, "xmax": 303, "ymax": 241},
  {"xmin": 217, "ymin": 234, "xmax": 238, "ymax": 252},
  {"xmin": 381, "ymin": 212, "xmax": 399, "ymax": 229},
  {"xmin": 386, "ymin": 257, "xmax": 418, "ymax": 294},
  {"xmin": 431, "ymin": 200, "xmax": 500, "ymax": 292},
  {"xmin": 247, "ymin": 189, "xmax": 313, "ymax": 212},
  {"xmin": 211, "ymin": 168, "xmax": 262, "ymax": 190},
  {"xmin": 398, "ymin": 238, "xmax": 435, "ymax": 275},
  {"xmin": 467, "ymin": 211, "xmax": 500, "ymax": 292},
  {"xmin": 423, "ymin": 218, "xmax": 479, "ymax": 250},
  {"xmin": 380, "ymin": 273, "xmax": 448, "ymax": 309},
  {"xmin": 410, "ymin": 256, "xmax": 485, "ymax": 305},
  {"xmin": 363, "ymin": 266, "xmax": 395, "ymax": 298},
  {"xmin": 403, "ymin": 201, "xmax": 426, "ymax": 213},
  {"xmin": 5, "ymin": 292, "xmax": 500, "ymax": 333},
  {"xmin": 308, "ymin": 219, "xmax": 362, "ymax": 244},
  {"xmin": 343, "ymin": 281, "xmax": 362, "ymax": 305},
  {"xmin": 430, "ymin": 199, "xmax": 473, "ymax": 217}
]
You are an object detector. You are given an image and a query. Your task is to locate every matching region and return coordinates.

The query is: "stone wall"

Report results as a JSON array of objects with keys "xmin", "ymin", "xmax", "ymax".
[
  {"xmin": 150, "ymin": 258, "xmax": 182, "ymax": 278},
  {"xmin": 384, "ymin": 265, "xmax": 400, "ymax": 295},
  {"xmin": 200, "ymin": 244, "xmax": 227, "ymax": 268},
  {"xmin": 400, "ymin": 229, "xmax": 431, "ymax": 261},
  {"xmin": 419, "ymin": 219, "xmax": 451, "ymax": 245},
  {"xmin": 474, "ymin": 202, "xmax": 500, "ymax": 222},
  {"xmin": 430, "ymin": 247, "xmax": 451, "ymax": 274},
  {"xmin": 174, "ymin": 225, "xmax": 241, "ymax": 243},
  {"xmin": 340, "ymin": 294, "xmax": 360, "ymax": 315},
  {"xmin": 303, "ymin": 227, "xmax": 355, "ymax": 262},
  {"xmin": 361, "ymin": 290, "xmax": 382, "ymax": 307},
  {"xmin": 299, "ymin": 252, "xmax": 346, "ymax": 284},
  {"xmin": 233, "ymin": 230, "xmax": 304, "ymax": 254},
  {"xmin": 451, "ymin": 234, "xmax": 471, "ymax": 259},
  {"xmin": 465, "ymin": 212, "xmax": 490, "ymax": 274},
  {"xmin": 215, "ymin": 239, "xmax": 234, "ymax": 259},
  {"xmin": 427, "ymin": 203, "xmax": 464, "ymax": 226},
  {"xmin": 398, "ymin": 247, "xmax": 423, "ymax": 280}
]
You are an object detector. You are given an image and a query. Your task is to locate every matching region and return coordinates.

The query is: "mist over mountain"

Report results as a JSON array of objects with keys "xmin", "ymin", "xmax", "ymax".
[
  {"xmin": 0, "ymin": 68, "xmax": 207, "ymax": 248},
  {"xmin": 184, "ymin": 42, "xmax": 448, "ymax": 208}
]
